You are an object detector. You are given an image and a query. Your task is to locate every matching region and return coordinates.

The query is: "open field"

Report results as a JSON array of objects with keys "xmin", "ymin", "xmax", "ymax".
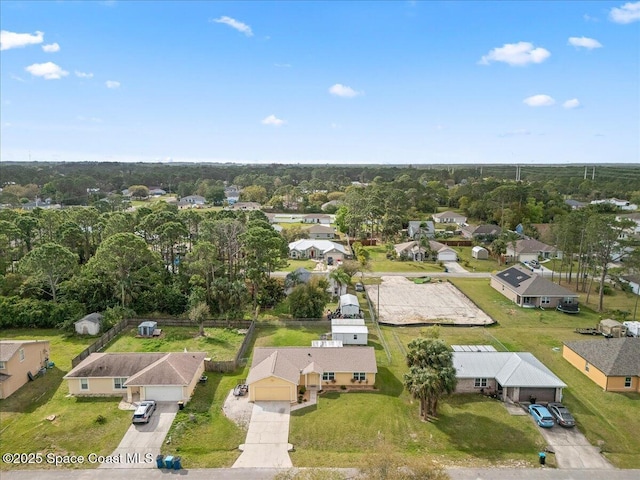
[
  {"xmin": 372, "ymin": 276, "xmax": 494, "ymax": 326},
  {"xmin": 104, "ymin": 326, "xmax": 245, "ymax": 361}
]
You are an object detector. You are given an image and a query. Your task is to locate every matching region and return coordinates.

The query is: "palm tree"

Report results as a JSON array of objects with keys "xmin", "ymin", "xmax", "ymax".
[
  {"xmin": 329, "ymin": 267, "xmax": 351, "ymax": 297},
  {"xmin": 404, "ymin": 366, "xmax": 439, "ymax": 419}
]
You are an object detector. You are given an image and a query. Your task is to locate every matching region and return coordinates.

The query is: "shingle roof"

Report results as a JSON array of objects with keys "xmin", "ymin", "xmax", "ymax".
[
  {"xmin": 125, "ymin": 352, "xmax": 206, "ymax": 386},
  {"xmin": 453, "ymin": 352, "xmax": 566, "ymax": 387},
  {"xmin": 307, "ymin": 225, "xmax": 335, "ymax": 234},
  {"xmin": 433, "ymin": 211, "xmax": 466, "ymax": 219},
  {"xmin": 493, "ymin": 265, "xmax": 577, "ymax": 297},
  {"xmin": 75, "ymin": 312, "xmax": 103, "ymax": 325},
  {"xmin": 0, "ymin": 340, "xmax": 49, "ymax": 362},
  {"xmin": 394, "ymin": 241, "xmax": 426, "ymax": 255},
  {"xmin": 64, "ymin": 353, "xmax": 166, "ymax": 378},
  {"xmin": 248, "ymin": 347, "xmax": 378, "ymax": 385},
  {"xmin": 564, "ymin": 338, "xmax": 640, "ymax": 376},
  {"xmin": 514, "ymin": 239, "xmax": 556, "ymax": 254}
]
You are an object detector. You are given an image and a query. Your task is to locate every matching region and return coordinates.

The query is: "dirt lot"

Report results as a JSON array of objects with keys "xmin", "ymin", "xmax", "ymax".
[{"xmin": 370, "ymin": 276, "xmax": 495, "ymax": 326}]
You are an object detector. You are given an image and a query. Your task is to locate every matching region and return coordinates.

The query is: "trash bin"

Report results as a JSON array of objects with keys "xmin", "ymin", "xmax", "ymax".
[
  {"xmin": 164, "ymin": 455, "xmax": 174, "ymax": 469},
  {"xmin": 539, "ymin": 452, "xmax": 546, "ymax": 465},
  {"xmin": 156, "ymin": 454, "xmax": 164, "ymax": 469},
  {"xmin": 178, "ymin": 401, "xmax": 184, "ymax": 410},
  {"xmin": 173, "ymin": 456, "xmax": 181, "ymax": 470}
]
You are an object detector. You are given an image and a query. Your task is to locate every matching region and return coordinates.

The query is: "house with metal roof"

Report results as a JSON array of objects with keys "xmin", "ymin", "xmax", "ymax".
[
  {"xmin": 246, "ymin": 347, "xmax": 377, "ymax": 402},
  {"xmin": 453, "ymin": 351, "xmax": 566, "ymax": 403},
  {"xmin": 491, "ymin": 265, "xmax": 578, "ymax": 309},
  {"xmin": 563, "ymin": 338, "xmax": 640, "ymax": 393}
]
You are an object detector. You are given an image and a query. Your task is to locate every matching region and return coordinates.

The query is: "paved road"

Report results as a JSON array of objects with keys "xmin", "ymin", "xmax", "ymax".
[{"xmin": 4, "ymin": 467, "xmax": 640, "ymax": 480}]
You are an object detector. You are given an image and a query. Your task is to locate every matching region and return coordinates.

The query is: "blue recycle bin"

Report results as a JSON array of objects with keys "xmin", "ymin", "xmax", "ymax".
[
  {"xmin": 173, "ymin": 456, "xmax": 181, "ymax": 470},
  {"xmin": 164, "ymin": 455, "xmax": 174, "ymax": 469},
  {"xmin": 156, "ymin": 455, "xmax": 164, "ymax": 468},
  {"xmin": 539, "ymin": 452, "xmax": 546, "ymax": 465}
]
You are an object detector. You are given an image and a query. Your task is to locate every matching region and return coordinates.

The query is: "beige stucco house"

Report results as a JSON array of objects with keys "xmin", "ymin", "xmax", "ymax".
[
  {"xmin": 0, "ymin": 340, "xmax": 50, "ymax": 399},
  {"xmin": 247, "ymin": 347, "xmax": 377, "ymax": 403},
  {"xmin": 64, "ymin": 352, "xmax": 206, "ymax": 403},
  {"xmin": 563, "ymin": 338, "xmax": 640, "ymax": 393}
]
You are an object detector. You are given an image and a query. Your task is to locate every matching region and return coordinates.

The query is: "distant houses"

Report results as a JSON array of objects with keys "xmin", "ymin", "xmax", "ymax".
[
  {"xmin": 407, "ymin": 221, "xmax": 435, "ymax": 240},
  {"xmin": 432, "ymin": 211, "xmax": 467, "ymax": 225}
]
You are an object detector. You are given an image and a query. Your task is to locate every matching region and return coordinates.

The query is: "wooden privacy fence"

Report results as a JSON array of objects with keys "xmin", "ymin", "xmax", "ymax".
[{"xmin": 71, "ymin": 318, "xmax": 129, "ymax": 367}]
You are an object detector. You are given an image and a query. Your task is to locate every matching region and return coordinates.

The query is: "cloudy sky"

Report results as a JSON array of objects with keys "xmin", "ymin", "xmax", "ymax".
[{"xmin": 1, "ymin": 1, "xmax": 639, "ymax": 164}]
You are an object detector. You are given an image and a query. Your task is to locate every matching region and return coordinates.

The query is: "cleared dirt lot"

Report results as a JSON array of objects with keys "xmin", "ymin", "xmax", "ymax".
[{"xmin": 370, "ymin": 276, "xmax": 495, "ymax": 326}]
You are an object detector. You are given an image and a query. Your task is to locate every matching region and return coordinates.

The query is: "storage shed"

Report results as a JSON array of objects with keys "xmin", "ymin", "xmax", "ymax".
[
  {"xmin": 471, "ymin": 246, "xmax": 489, "ymax": 260},
  {"xmin": 339, "ymin": 294, "xmax": 360, "ymax": 317},
  {"xmin": 138, "ymin": 321, "xmax": 158, "ymax": 337},
  {"xmin": 74, "ymin": 313, "xmax": 103, "ymax": 335},
  {"xmin": 331, "ymin": 325, "xmax": 369, "ymax": 345}
]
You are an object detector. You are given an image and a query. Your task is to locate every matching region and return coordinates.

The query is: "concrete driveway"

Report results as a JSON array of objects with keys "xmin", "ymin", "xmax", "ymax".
[
  {"xmin": 232, "ymin": 401, "xmax": 293, "ymax": 469},
  {"xmin": 536, "ymin": 422, "xmax": 613, "ymax": 469},
  {"xmin": 99, "ymin": 402, "xmax": 179, "ymax": 469},
  {"xmin": 443, "ymin": 261, "xmax": 468, "ymax": 274}
]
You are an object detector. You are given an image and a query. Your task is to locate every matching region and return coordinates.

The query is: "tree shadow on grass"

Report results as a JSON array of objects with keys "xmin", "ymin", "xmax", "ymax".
[
  {"xmin": 373, "ymin": 366, "xmax": 404, "ymax": 396},
  {"xmin": 0, "ymin": 366, "xmax": 63, "ymax": 413}
]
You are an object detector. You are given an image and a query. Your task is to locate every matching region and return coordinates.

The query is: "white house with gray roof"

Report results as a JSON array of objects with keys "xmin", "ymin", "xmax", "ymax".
[
  {"xmin": 453, "ymin": 351, "xmax": 566, "ymax": 403},
  {"xmin": 288, "ymin": 239, "xmax": 348, "ymax": 263}
]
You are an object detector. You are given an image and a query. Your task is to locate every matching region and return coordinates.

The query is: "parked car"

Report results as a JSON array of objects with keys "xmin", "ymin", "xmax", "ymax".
[
  {"xmin": 528, "ymin": 404, "xmax": 554, "ymax": 428},
  {"xmin": 355, "ymin": 282, "xmax": 365, "ymax": 292},
  {"xmin": 547, "ymin": 402, "xmax": 576, "ymax": 427},
  {"xmin": 530, "ymin": 259, "xmax": 540, "ymax": 268},
  {"xmin": 132, "ymin": 400, "xmax": 156, "ymax": 424}
]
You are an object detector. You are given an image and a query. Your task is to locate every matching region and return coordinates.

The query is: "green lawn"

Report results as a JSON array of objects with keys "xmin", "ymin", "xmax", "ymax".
[
  {"xmin": 0, "ymin": 330, "xmax": 131, "ymax": 470},
  {"xmin": 365, "ymin": 246, "xmax": 445, "ymax": 273},
  {"xmin": 278, "ymin": 259, "xmax": 319, "ymax": 273},
  {"xmin": 104, "ymin": 326, "xmax": 244, "ymax": 361},
  {"xmin": 453, "ymin": 246, "xmax": 500, "ymax": 273}
]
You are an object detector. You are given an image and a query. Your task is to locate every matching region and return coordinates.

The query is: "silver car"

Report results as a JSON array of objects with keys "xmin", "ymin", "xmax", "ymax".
[{"xmin": 132, "ymin": 400, "xmax": 156, "ymax": 424}]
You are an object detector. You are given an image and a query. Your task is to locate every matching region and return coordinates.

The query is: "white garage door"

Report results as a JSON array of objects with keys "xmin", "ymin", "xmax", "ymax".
[{"xmin": 144, "ymin": 386, "xmax": 183, "ymax": 402}]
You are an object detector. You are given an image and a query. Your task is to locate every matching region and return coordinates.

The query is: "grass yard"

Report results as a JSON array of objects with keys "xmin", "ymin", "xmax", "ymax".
[
  {"xmin": 365, "ymin": 246, "xmax": 444, "ymax": 273},
  {"xmin": 0, "ymin": 330, "xmax": 131, "ymax": 470},
  {"xmin": 278, "ymin": 259, "xmax": 319, "ymax": 272},
  {"xmin": 104, "ymin": 326, "xmax": 244, "ymax": 360},
  {"xmin": 453, "ymin": 246, "xmax": 499, "ymax": 273}
]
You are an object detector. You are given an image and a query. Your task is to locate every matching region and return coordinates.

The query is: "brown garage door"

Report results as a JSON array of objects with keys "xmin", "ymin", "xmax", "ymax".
[{"xmin": 519, "ymin": 388, "xmax": 556, "ymax": 403}]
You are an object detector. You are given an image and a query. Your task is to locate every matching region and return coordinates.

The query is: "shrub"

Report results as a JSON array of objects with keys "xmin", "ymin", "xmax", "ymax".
[{"xmin": 95, "ymin": 415, "xmax": 107, "ymax": 425}]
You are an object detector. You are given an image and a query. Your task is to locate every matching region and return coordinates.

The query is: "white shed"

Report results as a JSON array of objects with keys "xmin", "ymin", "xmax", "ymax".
[
  {"xmin": 472, "ymin": 246, "xmax": 489, "ymax": 260},
  {"xmin": 332, "ymin": 318, "xmax": 365, "ymax": 327},
  {"xmin": 331, "ymin": 325, "xmax": 369, "ymax": 345},
  {"xmin": 339, "ymin": 294, "xmax": 360, "ymax": 317},
  {"xmin": 74, "ymin": 313, "xmax": 103, "ymax": 335}
]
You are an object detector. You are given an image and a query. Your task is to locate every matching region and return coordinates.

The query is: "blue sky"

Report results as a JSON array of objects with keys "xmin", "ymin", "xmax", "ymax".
[{"xmin": 1, "ymin": 1, "xmax": 639, "ymax": 165}]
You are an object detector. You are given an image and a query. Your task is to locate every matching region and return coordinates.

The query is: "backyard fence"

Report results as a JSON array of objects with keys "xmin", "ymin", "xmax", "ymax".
[{"xmin": 71, "ymin": 317, "xmax": 129, "ymax": 367}]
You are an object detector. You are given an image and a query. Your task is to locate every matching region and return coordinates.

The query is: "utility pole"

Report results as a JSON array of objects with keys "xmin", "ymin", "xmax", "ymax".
[
  {"xmin": 592, "ymin": 166, "xmax": 595, "ymax": 181},
  {"xmin": 584, "ymin": 166, "xmax": 587, "ymax": 180}
]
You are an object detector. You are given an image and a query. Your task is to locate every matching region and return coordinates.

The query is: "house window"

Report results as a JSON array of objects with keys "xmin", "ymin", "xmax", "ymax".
[
  {"xmin": 585, "ymin": 362, "xmax": 590, "ymax": 372},
  {"xmin": 474, "ymin": 378, "xmax": 488, "ymax": 388},
  {"xmin": 19, "ymin": 348, "xmax": 25, "ymax": 362},
  {"xmin": 322, "ymin": 372, "xmax": 335, "ymax": 381},
  {"xmin": 0, "ymin": 361, "xmax": 5, "ymax": 370},
  {"xmin": 353, "ymin": 372, "xmax": 366, "ymax": 381},
  {"xmin": 625, "ymin": 377, "xmax": 632, "ymax": 388},
  {"xmin": 541, "ymin": 297, "xmax": 551, "ymax": 305},
  {"xmin": 80, "ymin": 379, "xmax": 89, "ymax": 391},
  {"xmin": 114, "ymin": 378, "xmax": 127, "ymax": 390}
]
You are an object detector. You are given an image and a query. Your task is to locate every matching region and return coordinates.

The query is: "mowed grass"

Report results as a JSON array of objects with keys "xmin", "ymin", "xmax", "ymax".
[
  {"xmin": 366, "ymin": 246, "xmax": 444, "ymax": 273},
  {"xmin": 104, "ymin": 326, "xmax": 244, "ymax": 361},
  {"xmin": 0, "ymin": 330, "xmax": 131, "ymax": 470},
  {"xmin": 453, "ymin": 246, "xmax": 499, "ymax": 273},
  {"xmin": 278, "ymin": 259, "xmax": 319, "ymax": 272}
]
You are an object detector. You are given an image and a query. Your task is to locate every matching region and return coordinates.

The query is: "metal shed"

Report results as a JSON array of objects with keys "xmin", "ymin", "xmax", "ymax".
[
  {"xmin": 331, "ymin": 325, "xmax": 369, "ymax": 345},
  {"xmin": 471, "ymin": 246, "xmax": 489, "ymax": 260},
  {"xmin": 339, "ymin": 294, "xmax": 360, "ymax": 317}
]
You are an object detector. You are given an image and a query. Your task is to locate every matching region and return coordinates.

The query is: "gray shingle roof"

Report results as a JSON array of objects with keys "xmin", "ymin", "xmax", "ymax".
[
  {"xmin": 453, "ymin": 352, "xmax": 566, "ymax": 387},
  {"xmin": 125, "ymin": 352, "xmax": 206, "ymax": 386},
  {"xmin": 493, "ymin": 265, "xmax": 577, "ymax": 298},
  {"xmin": 0, "ymin": 340, "xmax": 49, "ymax": 362},
  {"xmin": 564, "ymin": 338, "xmax": 640, "ymax": 376},
  {"xmin": 75, "ymin": 312, "xmax": 103, "ymax": 325},
  {"xmin": 515, "ymin": 239, "xmax": 556, "ymax": 254}
]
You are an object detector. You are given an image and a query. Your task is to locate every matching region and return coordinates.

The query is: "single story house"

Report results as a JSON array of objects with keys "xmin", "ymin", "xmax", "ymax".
[
  {"xmin": 432, "ymin": 211, "xmax": 467, "ymax": 225},
  {"xmin": 74, "ymin": 312, "xmax": 103, "ymax": 336},
  {"xmin": 224, "ymin": 186, "xmax": 241, "ymax": 205},
  {"xmin": 288, "ymin": 239, "xmax": 348, "ymax": 263},
  {"xmin": 247, "ymin": 347, "xmax": 377, "ymax": 402},
  {"xmin": 621, "ymin": 275, "xmax": 640, "ymax": 295},
  {"xmin": 138, "ymin": 321, "xmax": 158, "ymax": 337},
  {"xmin": 616, "ymin": 213, "xmax": 640, "ymax": 239},
  {"xmin": 64, "ymin": 352, "xmax": 206, "ymax": 403},
  {"xmin": 148, "ymin": 188, "xmax": 166, "ymax": 196},
  {"xmin": 563, "ymin": 338, "xmax": 640, "ymax": 393},
  {"xmin": 332, "ymin": 325, "xmax": 368, "ymax": 345},
  {"xmin": 321, "ymin": 200, "xmax": 343, "ymax": 211},
  {"xmin": 429, "ymin": 240, "xmax": 458, "ymax": 262},
  {"xmin": 307, "ymin": 225, "xmax": 336, "ymax": 239},
  {"xmin": 178, "ymin": 195, "xmax": 206, "ymax": 208},
  {"xmin": 471, "ymin": 246, "xmax": 489, "ymax": 260},
  {"xmin": 591, "ymin": 198, "xmax": 637, "ymax": 211},
  {"xmin": 339, "ymin": 294, "xmax": 361, "ymax": 317},
  {"xmin": 565, "ymin": 199, "xmax": 587, "ymax": 210},
  {"xmin": 394, "ymin": 241, "xmax": 428, "ymax": 261},
  {"xmin": 461, "ymin": 224, "xmax": 502, "ymax": 241},
  {"xmin": 302, "ymin": 214, "xmax": 332, "ymax": 224},
  {"xmin": 506, "ymin": 238, "xmax": 560, "ymax": 263},
  {"xmin": 0, "ymin": 340, "xmax": 50, "ymax": 399},
  {"xmin": 227, "ymin": 201, "xmax": 262, "ymax": 211},
  {"xmin": 407, "ymin": 221, "xmax": 435, "ymax": 240},
  {"xmin": 491, "ymin": 265, "xmax": 579, "ymax": 309},
  {"xmin": 453, "ymin": 350, "xmax": 566, "ymax": 403}
]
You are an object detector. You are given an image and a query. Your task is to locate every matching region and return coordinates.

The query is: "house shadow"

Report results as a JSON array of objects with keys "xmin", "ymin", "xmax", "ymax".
[{"xmin": 0, "ymin": 366, "xmax": 64, "ymax": 413}]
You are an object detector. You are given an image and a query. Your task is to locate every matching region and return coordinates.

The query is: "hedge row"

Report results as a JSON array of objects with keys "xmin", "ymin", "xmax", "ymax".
[{"xmin": 0, "ymin": 297, "xmax": 85, "ymax": 329}]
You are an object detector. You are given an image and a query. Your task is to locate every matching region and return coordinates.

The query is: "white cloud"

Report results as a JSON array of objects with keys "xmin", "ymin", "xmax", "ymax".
[
  {"xmin": 25, "ymin": 62, "xmax": 69, "ymax": 80},
  {"xmin": 479, "ymin": 42, "xmax": 551, "ymax": 66},
  {"xmin": 523, "ymin": 94, "xmax": 555, "ymax": 107},
  {"xmin": 75, "ymin": 71, "xmax": 94, "ymax": 79},
  {"xmin": 212, "ymin": 16, "xmax": 253, "ymax": 36},
  {"xmin": 261, "ymin": 115, "xmax": 285, "ymax": 126},
  {"xmin": 105, "ymin": 80, "xmax": 121, "ymax": 89},
  {"xmin": 610, "ymin": 1, "xmax": 640, "ymax": 23},
  {"xmin": 329, "ymin": 83, "xmax": 363, "ymax": 98},
  {"xmin": 583, "ymin": 14, "xmax": 599, "ymax": 22},
  {"xmin": 1, "ymin": 30, "xmax": 44, "ymax": 51},
  {"xmin": 563, "ymin": 98, "xmax": 581, "ymax": 109},
  {"xmin": 568, "ymin": 36, "xmax": 602, "ymax": 49},
  {"xmin": 42, "ymin": 42, "xmax": 60, "ymax": 53}
]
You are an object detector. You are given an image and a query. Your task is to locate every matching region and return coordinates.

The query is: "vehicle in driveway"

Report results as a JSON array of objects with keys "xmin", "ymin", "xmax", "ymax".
[
  {"xmin": 132, "ymin": 400, "xmax": 156, "ymax": 424},
  {"xmin": 355, "ymin": 282, "xmax": 365, "ymax": 292},
  {"xmin": 528, "ymin": 404, "xmax": 554, "ymax": 428},
  {"xmin": 548, "ymin": 402, "xmax": 576, "ymax": 427}
]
